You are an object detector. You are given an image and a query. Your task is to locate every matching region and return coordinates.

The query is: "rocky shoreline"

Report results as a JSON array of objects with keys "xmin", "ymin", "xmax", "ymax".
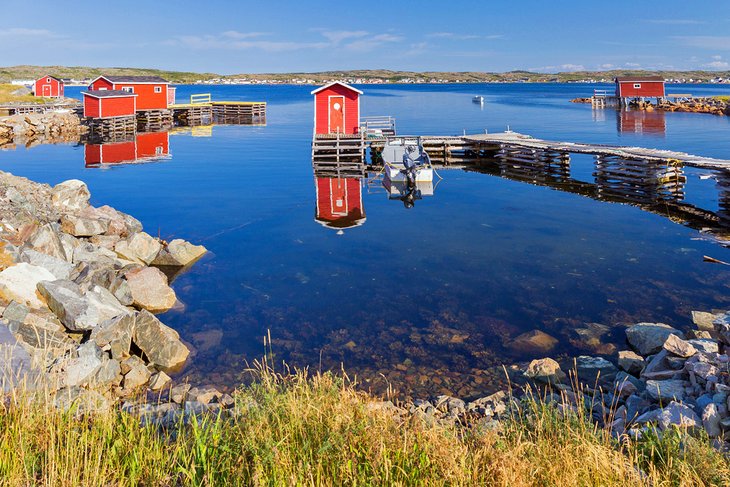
[
  {"xmin": 571, "ymin": 96, "xmax": 730, "ymax": 116},
  {"xmin": 0, "ymin": 170, "xmax": 207, "ymax": 411},
  {"xmin": 2, "ymin": 170, "xmax": 730, "ymax": 452},
  {"xmin": 0, "ymin": 111, "xmax": 86, "ymax": 149}
]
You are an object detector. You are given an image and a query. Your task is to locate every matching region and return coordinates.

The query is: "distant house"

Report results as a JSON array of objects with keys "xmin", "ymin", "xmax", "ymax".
[
  {"xmin": 311, "ymin": 81, "xmax": 363, "ymax": 135},
  {"xmin": 88, "ymin": 75, "xmax": 171, "ymax": 111},
  {"xmin": 33, "ymin": 75, "xmax": 64, "ymax": 98},
  {"xmin": 82, "ymin": 90, "xmax": 137, "ymax": 119},
  {"xmin": 615, "ymin": 76, "xmax": 665, "ymax": 100}
]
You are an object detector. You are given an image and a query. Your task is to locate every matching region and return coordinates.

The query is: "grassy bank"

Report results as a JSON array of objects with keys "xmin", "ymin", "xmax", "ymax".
[
  {"xmin": 0, "ymin": 83, "xmax": 48, "ymax": 104},
  {"xmin": 1, "ymin": 371, "xmax": 728, "ymax": 486}
]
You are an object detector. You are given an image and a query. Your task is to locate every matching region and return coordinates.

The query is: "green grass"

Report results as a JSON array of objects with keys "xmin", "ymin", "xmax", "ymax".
[
  {"xmin": 0, "ymin": 368, "xmax": 727, "ymax": 486},
  {"xmin": 715, "ymin": 96, "xmax": 730, "ymax": 102},
  {"xmin": 0, "ymin": 83, "xmax": 50, "ymax": 104}
]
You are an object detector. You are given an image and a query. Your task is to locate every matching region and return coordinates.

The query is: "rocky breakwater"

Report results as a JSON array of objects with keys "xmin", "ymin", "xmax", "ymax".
[
  {"xmin": 0, "ymin": 111, "xmax": 86, "ymax": 148},
  {"xmin": 657, "ymin": 97, "xmax": 730, "ymax": 116},
  {"xmin": 367, "ymin": 312, "xmax": 730, "ymax": 452},
  {"xmin": 0, "ymin": 170, "xmax": 207, "ymax": 411}
]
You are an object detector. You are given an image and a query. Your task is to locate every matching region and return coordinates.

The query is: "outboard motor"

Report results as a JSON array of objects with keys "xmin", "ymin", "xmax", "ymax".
[{"xmin": 402, "ymin": 145, "xmax": 418, "ymax": 186}]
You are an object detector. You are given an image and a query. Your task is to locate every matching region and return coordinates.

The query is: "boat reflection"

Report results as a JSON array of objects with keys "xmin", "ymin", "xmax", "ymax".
[
  {"xmin": 617, "ymin": 109, "xmax": 666, "ymax": 136},
  {"xmin": 314, "ymin": 175, "xmax": 366, "ymax": 234},
  {"xmin": 383, "ymin": 180, "xmax": 434, "ymax": 209},
  {"xmin": 84, "ymin": 131, "xmax": 171, "ymax": 167}
]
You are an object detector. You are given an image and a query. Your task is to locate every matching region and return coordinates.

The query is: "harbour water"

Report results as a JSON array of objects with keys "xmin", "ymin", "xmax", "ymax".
[{"xmin": 3, "ymin": 82, "xmax": 730, "ymax": 398}]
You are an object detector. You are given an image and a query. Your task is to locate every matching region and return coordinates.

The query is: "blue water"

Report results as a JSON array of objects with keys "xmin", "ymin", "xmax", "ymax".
[{"xmin": 3, "ymin": 83, "xmax": 730, "ymax": 398}]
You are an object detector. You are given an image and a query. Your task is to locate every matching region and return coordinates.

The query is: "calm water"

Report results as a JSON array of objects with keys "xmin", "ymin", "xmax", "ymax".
[{"xmin": 3, "ymin": 83, "xmax": 730, "ymax": 398}]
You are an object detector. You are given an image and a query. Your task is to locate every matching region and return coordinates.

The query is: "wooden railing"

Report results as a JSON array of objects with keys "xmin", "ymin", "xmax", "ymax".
[
  {"xmin": 361, "ymin": 116, "xmax": 396, "ymax": 136},
  {"xmin": 190, "ymin": 93, "xmax": 212, "ymax": 105}
]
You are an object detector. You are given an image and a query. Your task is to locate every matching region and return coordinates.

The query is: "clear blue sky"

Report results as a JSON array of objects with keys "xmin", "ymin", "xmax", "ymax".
[{"xmin": 2, "ymin": 0, "xmax": 729, "ymax": 73}]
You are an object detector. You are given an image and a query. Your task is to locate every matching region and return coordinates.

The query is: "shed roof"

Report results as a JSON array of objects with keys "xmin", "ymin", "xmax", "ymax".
[
  {"xmin": 615, "ymin": 76, "xmax": 665, "ymax": 82},
  {"xmin": 311, "ymin": 81, "xmax": 363, "ymax": 95},
  {"xmin": 82, "ymin": 90, "xmax": 138, "ymax": 98},
  {"xmin": 37, "ymin": 75, "xmax": 62, "ymax": 82},
  {"xmin": 93, "ymin": 75, "xmax": 170, "ymax": 84}
]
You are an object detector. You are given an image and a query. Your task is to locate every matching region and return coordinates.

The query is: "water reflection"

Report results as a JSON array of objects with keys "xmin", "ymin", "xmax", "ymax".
[
  {"xmin": 383, "ymin": 180, "xmax": 434, "ymax": 209},
  {"xmin": 84, "ymin": 131, "xmax": 170, "ymax": 167},
  {"xmin": 474, "ymin": 154, "xmax": 730, "ymax": 245},
  {"xmin": 617, "ymin": 109, "xmax": 666, "ymax": 136},
  {"xmin": 314, "ymin": 175, "xmax": 366, "ymax": 233}
]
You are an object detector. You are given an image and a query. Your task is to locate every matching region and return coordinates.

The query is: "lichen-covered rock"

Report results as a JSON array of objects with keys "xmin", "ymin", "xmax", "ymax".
[
  {"xmin": 524, "ymin": 357, "xmax": 565, "ymax": 384},
  {"xmin": 0, "ymin": 263, "xmax": 56, "ymax": 307},
  {"xmin": 60, "ymin": 213, "xmax": 109, "ymax": 237},
  {"xmin": 152, "ymin": 239, "xmax": 207, "ymax": 267},
  {"xmin": 124, "ymin": 266, "xmax": 176, "ymax": 313},
  {"xmin": 114, "ymin": 232, "xmax": 161, "ymax": 265},
  {"xmin": 90, "ymin": 313, "xmax": 135, "ymax": 360},
  {"xmin": 626, "ymin": 323, "xmax": 682, "ymax": 356},
  {"xmin": 646, "ymin": 379, "xmax": 687, "ymax": 402},
  {"xmin": 27, "ymin": 224, "xmax": 67, "ymax": 261},
  {"xmin": 51, "ymin": 179, "xmax": 90, "ymax": 213},
  {"xmin": 133, "ymin": 310, "xmax": 189, "ymax": 369}
]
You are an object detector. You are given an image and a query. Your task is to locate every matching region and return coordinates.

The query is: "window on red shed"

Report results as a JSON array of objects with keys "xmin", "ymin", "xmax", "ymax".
[{"xmin": 633, "ymin": 83, "xmax": 641, "ymax": 89}]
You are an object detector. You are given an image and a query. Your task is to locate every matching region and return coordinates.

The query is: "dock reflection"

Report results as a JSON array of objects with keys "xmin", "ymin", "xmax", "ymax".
[
  {"xmin": 84, "ymin": 131, "xmax": 170, "ymax": 167},
  {"xmin": 472, "ymin": 153, "xmax": 730, "ymax": 245}
]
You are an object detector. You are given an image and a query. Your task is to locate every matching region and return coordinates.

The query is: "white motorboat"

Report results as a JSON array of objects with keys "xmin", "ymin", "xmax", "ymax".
[
  {"xmin": 380, "ymin": 137, "xmax": 433, "ymax": 183},
  {"xmin": 472, "ymin": 95, "xmax": 484, "ymax": 103}
]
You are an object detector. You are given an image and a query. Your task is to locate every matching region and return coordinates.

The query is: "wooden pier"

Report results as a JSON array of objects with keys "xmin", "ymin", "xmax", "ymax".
[
  {"xmin": 312, "ymin": 133, "xmax": 367, "ymax": 175},
  {"xmin": 170, "ymin": 95, "xmax": 266, "ymax": 126},
  {"xmin": 84, "ymin": 115, "xmax": 136, "ymax": 139},
  {"xmin": 136, "ymin": 109, "xmax": 173, "ymax": 132}
]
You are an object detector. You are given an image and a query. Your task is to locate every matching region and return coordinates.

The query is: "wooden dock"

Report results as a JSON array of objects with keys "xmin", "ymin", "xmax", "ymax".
[{"xmin": 170, "ymin": 94, "xmax": 266, "ymax": 126}]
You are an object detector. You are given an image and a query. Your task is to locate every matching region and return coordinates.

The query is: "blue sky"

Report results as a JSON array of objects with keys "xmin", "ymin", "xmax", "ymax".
[{"xmin": 2, "ymin": 0, "xmax": 729, "ymax": 73}]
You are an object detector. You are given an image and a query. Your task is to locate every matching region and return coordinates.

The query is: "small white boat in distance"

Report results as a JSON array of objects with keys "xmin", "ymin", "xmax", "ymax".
[
  {"xmin": 472, "ymin": 95, "xmax": 484, "ymax": 103},
  {"xmin": 381, "ymin": 137, "xmax": 433, "ymax": 183}
]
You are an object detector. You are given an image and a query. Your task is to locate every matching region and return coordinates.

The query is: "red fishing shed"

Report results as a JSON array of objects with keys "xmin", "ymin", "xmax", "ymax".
[
  {"xmin": 33, "ymin": 75, "xmax": 64, "ymax": 98},
  {"xmin": 314, "ymin": 177, "xmax": 365, "ymax": 232},
  {"xmin": 82, "ymin": 90, "xmax": 137, "ymax": 118},
  {"xmin": 311, "ymin": 81, "xmax": 363, "ymax": 135},
  {"xmin": 615, "ymin": 76, "xmax": 665, "ymax": 99},
  {"xmin": 88, "ymin": 75, "xmax": 171, "ymax": 111}
]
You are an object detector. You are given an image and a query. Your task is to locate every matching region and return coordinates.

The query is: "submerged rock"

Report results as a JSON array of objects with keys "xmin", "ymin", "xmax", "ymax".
[{"xmin": 510, "ymin": 330, "xmax": 558, "ymax": 354}]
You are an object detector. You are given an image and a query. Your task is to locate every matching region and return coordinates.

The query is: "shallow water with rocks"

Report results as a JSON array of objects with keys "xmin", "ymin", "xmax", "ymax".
[{"xmin": 3, "ymin": 82, "xmax": 730, "ymax": 400}]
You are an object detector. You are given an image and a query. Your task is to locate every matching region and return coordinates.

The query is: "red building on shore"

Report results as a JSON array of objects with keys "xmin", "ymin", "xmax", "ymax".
[
  {"xmin": 33, "ymin": 75, "xmax": 64, "ymax": 98},
  {"xmin": 82, "ymin": 90, "xmax": 137, "ymax": 118},
  {"xmin": 311, "ymin": 81, "xmax": 362, "ymax": 135},
  {"xmin": 615, "ymin": 76, "xmax": 666, "ymax": 100},
  {"xmin": 88, "ymin": 75, "xmax": 171, "ymax": 111}
]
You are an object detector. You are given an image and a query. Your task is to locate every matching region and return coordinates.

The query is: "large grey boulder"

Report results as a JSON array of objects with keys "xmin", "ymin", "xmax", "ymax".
[
  {"xmin": 124, "ymin": 266, "xmax": 176, "ymax": 313},
  {"xmin": 626, "ymin": 323, "xmax": 683, "ymax": 356},
  {"xmin": 0, "ymin": 322, "xmax": 42, "ymax": 393},
  {"xmin": 59, "ymin": 342, "xmax": 104, "ymax": 387},
  {"xmin": 72, "ymin": 242, "xmax": 118, "ymax": 266},
  {"xmin": 702, "ymin": 402, "xmax": 722, "ymax": 438},
  {"xmin": 646, "ymin": 379, "xmax": 687, "ymax": 402},
  {"xmin": 575, "ymin": 355, "xmax": 618, "ymax": 385},
  {"xmin": 37, "ymin": 280, "xmax": 130, "ymax": 331},
  {"xmin": 658, "ymin": 401, "xmax": 701, "ymax": 431},
  {"xmin": 133, "ymin": 310, "xmax": 189, "ymax": 369},
  {"xmin": 152, "ymin": 239, "xmax": 207, "ymax": 267},
  {"xmin": 94, "ymin": 205, "xmax": 142, "ymax": 237},
  {"xmin": 50, "ymin": 179, "xmax": 90, "ymax": 213},
  {"xmin": 0, "ymin": 263, "xmax": 56, "ymax": 308},
  {"xmin": 18, "ymin": 249, "xmax": 73, "ymax": 280},
  {"xmin": 114, "ymin": 232, "xmax": 161, "ymax": 265}
]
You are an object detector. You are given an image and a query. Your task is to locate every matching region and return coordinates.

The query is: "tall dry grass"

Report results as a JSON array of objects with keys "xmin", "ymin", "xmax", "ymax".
[{"xmin": 0, "ymin": 367, "xmax": 728, "ymax": 486}]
